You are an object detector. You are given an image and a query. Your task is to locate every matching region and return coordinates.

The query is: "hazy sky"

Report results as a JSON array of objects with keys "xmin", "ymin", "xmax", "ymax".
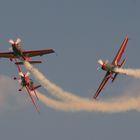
[{"xmin": 0, "ymin": 0, "xmax": 140, "ymax": 140}]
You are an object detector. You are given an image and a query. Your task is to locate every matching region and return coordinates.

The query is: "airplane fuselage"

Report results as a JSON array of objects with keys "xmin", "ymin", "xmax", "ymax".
[
  {"xmin": 20, "ymin": 76, "xmax": 33, "ymax": 89},
  {"xmin": 101, "ymin": 62, "xmax": 117, "ymax": 73},
  {"xmin": 12, "ymin": 44, "xmax": 24, "ymax": 60}
]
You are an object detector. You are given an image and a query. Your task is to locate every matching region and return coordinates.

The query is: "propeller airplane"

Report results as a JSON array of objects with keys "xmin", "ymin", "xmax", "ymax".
[
  {"xmin": 93, "ymin": 36, "xmax": 129, "ymax": 99},
  {"xmin": 0, "ymin": 38, "xmax": 55, "ymax": 65},
  {"xmin": 14, "ymin": 59, "xmax": 41, "ymax": 113}
]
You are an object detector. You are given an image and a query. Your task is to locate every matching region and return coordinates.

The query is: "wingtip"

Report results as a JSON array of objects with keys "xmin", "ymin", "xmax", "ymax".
[
  {"xmin": 52, "ymin": 49, "xmax": 55, "ymax": 52},
  {"xmin": 125, "ymin": 35, "xmax": 129, "ymax": 40},
  {"xmin": 52, "ymin": 49, "xmax": 56, "ymax": 55},
  {"xmin": 93, "ymin": 96, "xmax": 97, "ymax": 100}
]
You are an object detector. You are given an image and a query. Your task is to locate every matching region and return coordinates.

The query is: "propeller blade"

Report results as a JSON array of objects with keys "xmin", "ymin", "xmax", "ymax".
[
  {"xmin": 9, "ymin": 39, "xmax": 14, "ymax": 44},
  {"xmin": 16, "ymin": 38, "xmax": 21, "ymax": 44},
  {"xmin": 19, "ymin": 72, "xmax": 24, "ymax": 77},
  {"xmin": 25, "ymin": 72, "xmax": 30, "ymax": 77},
  {"xmin": 105, "ymin": 60, "xmax": 109, "ymax": 64},
  {"xmin": 98, "ymin": 59, "xmax": 104, "ymax": 66}
]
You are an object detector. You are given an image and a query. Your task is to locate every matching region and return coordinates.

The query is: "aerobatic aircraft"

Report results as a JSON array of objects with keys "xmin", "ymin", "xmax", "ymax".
[
  {"xmin": 93, "ymin": 36, "xmax": 128, "ymax": 99},
  {"xmin": 0, "ymin": 38, "xmax": 55, "ymax": 64},
  {"xmin": 14, "ymin": 59, "xmax": 41, "ymax": 112}
]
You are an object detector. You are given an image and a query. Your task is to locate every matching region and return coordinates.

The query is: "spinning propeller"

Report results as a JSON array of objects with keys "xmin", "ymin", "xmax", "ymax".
[
  {"xmin": 19, "ymin": 71, "xmax": 30, "ymax": 77},
  {"xmin": 98, "ymin": 59, "xmax": 104, "ymax": 66},
  {"xmin": 9, "ymin": 38, "xmax": 21, "ymax": 51},
  {"xmin": 9, "ymin": 38, "xmax": 21, "ymax": 45},
  {"xmin": 98, "ymin": 59, "xmax": 109, "ymax": 66}
]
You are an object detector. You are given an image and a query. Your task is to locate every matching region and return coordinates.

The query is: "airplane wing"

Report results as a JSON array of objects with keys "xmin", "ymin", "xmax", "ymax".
[
  {"xmin": 25, "ymin": 85, "xmax": 40, "ymax": 113},
  {"xmin": 23, "ymin": 49, "xmax": 55, "ymax": 57},
  {"xmin": 112, "ymin": 36, "xmax": 128, "ymax": 66},
  {"xmin": 0, "ymin": 49, "xmax": 55, "ymax": 58},
  {"xmin": 93, "ymin": 72, "xmax": 111, "ymax": 99},
  {"xmin": 0, "ymin": 52, "xmax": 16, "ymax": 58}
]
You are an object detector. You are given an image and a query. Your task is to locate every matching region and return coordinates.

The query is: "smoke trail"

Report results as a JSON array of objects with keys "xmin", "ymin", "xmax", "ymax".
[
  {"xmin": 0, "ymin": 74, "xmax": 139, "ymax": 113},
  {"xmin": 24, "ymin": 61, "xmax": 85, "ymax": 102},
  {"xmin": 115, "ymin": 68, "xmax": 140, "ymax": 78},
  {"xmin": 23, "ymin": 61, "xmax": 140, "ymax": 113},
  {"xmin": 36, "ymin": 91, "xmax": 140, "ymax": 113},
  {"xmin": 0, "ymin": 75, "xmax": 27, "ymax": 111}
]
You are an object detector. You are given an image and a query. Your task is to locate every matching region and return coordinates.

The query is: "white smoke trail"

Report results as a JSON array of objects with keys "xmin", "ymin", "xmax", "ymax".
[
  {"xmin": 1, "ymin": 74, "xmax": 139, "ymax": 113},
  {"xmin": 0, "ymin": 75, "xmax": 27, "ymax": 111},
  {"xmin": 24, "ymin": 61, "xmax": 85, "ymax": 102},
  {"xmin": 36, "ymin": 91, "xmax": 140, "ymax": 113},
  {"xmin": 23, "ymin": 61, "xmax": 140, "ymax": 113},
  {"xmin": 115, "ymin": 68, "xmax": 140, "ymax": 78}
]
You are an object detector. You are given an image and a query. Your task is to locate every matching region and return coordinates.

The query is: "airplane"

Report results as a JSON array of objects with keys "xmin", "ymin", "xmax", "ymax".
[
  {"xmin": 93, "ymin": 36, "xmax": 129, "ymax": 99},
  {"xmin": 0, "ymin": 38, "xmax": 55, "ymax": 65},
  {"xmin": 14, "ymin": 59, "xmax": 41, "ymax": 112}
]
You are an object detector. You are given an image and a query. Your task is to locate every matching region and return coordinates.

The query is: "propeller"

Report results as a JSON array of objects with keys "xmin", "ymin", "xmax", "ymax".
[
  {"xmin": 19, "ymin": 72, "xmax": 24, "ymax": 77},
  {"xmin": 16, "ymin": 38, "xmax": 21, "ymax": 44},
  {"xmin": 105, "ymin": 60, "xmax": 109, "ymax": 64},
  {"xmin": 98, "ymin": 59, "xmax": 104, "ymax": 66},
  {"xmin": 19, "ymin": 71, "xmax": 30, "ymax": 77},
  {"xmin": 9, "ymin": 38, "xmax": 21, "ymax": 45},
  {"xmin": 25, "ymin": 72, "xmax": 30, "ymax": 77},
  {"xmin": 9, "ymin": 39, "xmax": 14, "ymax": 44}
]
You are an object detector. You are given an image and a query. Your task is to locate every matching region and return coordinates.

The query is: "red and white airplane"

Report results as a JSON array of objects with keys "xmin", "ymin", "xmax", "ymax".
[
  {"xmin": 0, "ymin": 38, "xmax": 55, "ymax": 64},
  {"xmin": 93, "ymin": 36, "xmax": 129, "ymax": 99},
  {"xmin": 14, "ymin": 59, "xmax": 41, "ymax": 113}
]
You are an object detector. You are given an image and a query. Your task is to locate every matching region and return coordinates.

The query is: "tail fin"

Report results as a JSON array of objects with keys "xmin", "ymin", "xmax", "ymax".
[
  {"xmin": 118, "ymin": 58, "xmax": 126, "ymax": 67},
  {"xmin": 15, "ymin": 60, "xmax": 42, "ymax": 65}
]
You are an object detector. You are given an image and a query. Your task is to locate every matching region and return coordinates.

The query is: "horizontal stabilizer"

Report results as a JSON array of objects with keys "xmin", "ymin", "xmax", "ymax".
[
  {"xmin": 31, "ymin": 85, "xmax": 41, "ymax": 90},
  {"xmin": 112, "ymin": 73, "xmax": 118, "ymax": 83},
  {"xmin": 15, "ymin": 60, "xmax": 42, "ymax": 65}
]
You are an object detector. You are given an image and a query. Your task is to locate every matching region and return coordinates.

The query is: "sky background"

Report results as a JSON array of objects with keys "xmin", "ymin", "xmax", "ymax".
[{"xmin": 0, "ymin": 0, "xmax": 140, "ymax": 140}]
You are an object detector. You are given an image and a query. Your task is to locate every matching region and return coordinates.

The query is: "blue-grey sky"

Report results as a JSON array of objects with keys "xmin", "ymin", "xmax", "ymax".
[{"xmin": 0, "ymin": 0, "xmax": 140, "ymax": 140}]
